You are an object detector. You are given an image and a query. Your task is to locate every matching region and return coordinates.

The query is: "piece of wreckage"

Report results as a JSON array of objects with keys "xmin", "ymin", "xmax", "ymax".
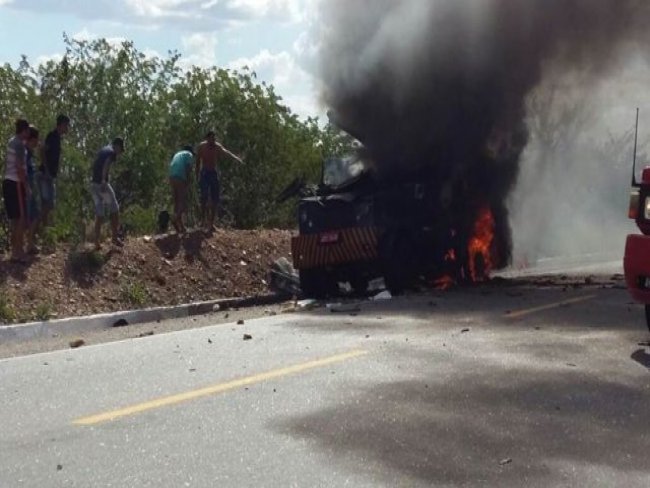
[{"xmin": 277, "ymin": 120, "xmax": 507, "ymax": 299}]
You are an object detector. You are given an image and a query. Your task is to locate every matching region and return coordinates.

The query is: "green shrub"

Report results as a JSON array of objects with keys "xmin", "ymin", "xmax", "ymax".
[
  {"xmin": 40, "ymin": 227, "xmax": 58, "ymax": 253},
  {"xmin": 0, "ymin": 293, "xmax": 16, "ymax": 323},
  {"xmin": 68, "ymin": 249, "xmax": 106, "ymax": 275},
  {"xmin": 1, "ymin": 36, "xmax": 354, "ymax": 237},
  {"xmin": 34, "ymin": 302, "xmax": 53, "ymax": 321},
  {"xmin": 121, "ymin": 205, "xmax": 157, "ymax": 235},
  {"xmin": 119, "ymin": 280, "xmax": 148, "ymax": 306}
]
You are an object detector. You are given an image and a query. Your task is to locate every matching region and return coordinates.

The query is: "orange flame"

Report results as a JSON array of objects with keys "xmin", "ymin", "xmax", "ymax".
[
  {"xmin": 468, "ymin": 207, "xmax": 496, "ymax": 282},
  {"xmin": 434, "ymin": 275, "xmax": 456, "ymax": 290},
  {"xmin": 444, "ymin": 248, "xmax": 456, "ymax": 262}
]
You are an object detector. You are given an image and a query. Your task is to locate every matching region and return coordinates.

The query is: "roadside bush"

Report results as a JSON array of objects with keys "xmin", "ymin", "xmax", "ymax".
[
  {"xmin": 0, "ymin": 293, "xmax": 16, "ymax": 323},
  {"xmin": 34, "ymin": 302, "xmax": 53, "ymax": 321},
  {"xmin": 119, "ymin": 280, "xmax": 148, "ymax": 306},
  {"xmin": 68, "ymin": 249, "xmax": 106, "ymax": 276},
  {"xmin": 121, "ymin": 205, "xmax": 157, "ymax": 236}
]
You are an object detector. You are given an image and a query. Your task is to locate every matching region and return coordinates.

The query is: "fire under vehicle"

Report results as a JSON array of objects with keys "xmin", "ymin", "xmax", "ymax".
[
  {"xmin": 624, "ymin": 110, "xmax": 650, "ymax": 331},
  {"xmin": 281, "ymin": 146, "xmax": 497, "ymax": 298}
]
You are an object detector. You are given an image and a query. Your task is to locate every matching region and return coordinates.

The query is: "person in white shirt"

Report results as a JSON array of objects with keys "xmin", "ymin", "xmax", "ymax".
[{"xmin": 2, "ymin": 119, "xmax": 31, "ymax": 263}]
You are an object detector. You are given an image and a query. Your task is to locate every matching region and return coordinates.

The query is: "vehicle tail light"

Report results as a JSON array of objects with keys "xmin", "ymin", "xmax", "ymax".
[{"xmin": 629, "ymin": 188, "xmax": 640, "ymax": 219}]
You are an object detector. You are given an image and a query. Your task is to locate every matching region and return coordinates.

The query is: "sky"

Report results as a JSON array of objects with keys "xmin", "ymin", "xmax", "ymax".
[
  {"xmin": 0, "ymin": 0, "xmax": 322, "ymax": 119},
  {"xmin": 1, "ymin": 1, "xmax": 648, "ymax": 129}
]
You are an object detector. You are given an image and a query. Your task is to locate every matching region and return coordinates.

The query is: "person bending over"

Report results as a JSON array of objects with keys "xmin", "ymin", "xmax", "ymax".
[{"xmin": 90, "ymin": 138, "xmax": 124, "ymax": 250}]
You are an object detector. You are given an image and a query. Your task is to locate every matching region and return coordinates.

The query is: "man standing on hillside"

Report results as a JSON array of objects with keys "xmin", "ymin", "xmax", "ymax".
[
  {"xmin": 3, "ymin": 119, "xmax": 30, "ymax": 263},
  {"xmin": 90, "ymin": 137, "xmax": 124, "ymax": 250},
  {"xmin": 169, "ymin": 145, "xmax": 195, "ymax": 234},
  {"xmin": 38, "ymin": 114, "xmax": 70, "ymax": 228},
  {"xmin": 25, "ymin": 125, "xmax": 41, "ymax": 255},
  {"xmin": 196, "ymin": 130, "xmax": 243, "ymax": 232}
]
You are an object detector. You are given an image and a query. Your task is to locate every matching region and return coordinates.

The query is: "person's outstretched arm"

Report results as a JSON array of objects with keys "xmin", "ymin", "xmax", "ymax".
[{"xmin": 217, "ymin": 143, "xmax": 244, "ymax": 164}]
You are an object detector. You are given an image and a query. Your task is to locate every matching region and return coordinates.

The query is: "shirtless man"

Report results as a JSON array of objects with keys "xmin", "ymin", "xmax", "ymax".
[{"xmin": 196, "ymin": 131, "xmax": 243, "ymax": 231}]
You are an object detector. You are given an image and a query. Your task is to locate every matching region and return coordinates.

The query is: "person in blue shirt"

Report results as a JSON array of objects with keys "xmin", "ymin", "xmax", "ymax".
[{"xmin": 168, "ymin": 145, "xmax": 195, "ymax": 234}]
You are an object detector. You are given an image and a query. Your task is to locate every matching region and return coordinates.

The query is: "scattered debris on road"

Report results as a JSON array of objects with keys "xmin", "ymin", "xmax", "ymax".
[
  {"xmin": 372, "ymin": 290, "xmax": 392, "ymax": 301},
  {"xmin": 69, "ymin": 339, "xmax": 85, "ymax": 348},
  {"xmin": 269, "ymin": 257, "xmax": 301, "ymax": 296},
  {"xmin": 327, "ymin": 303, "xmax": 362, "ymax": 313},
  {"xmin": 237, "ymin": 319, "xmax": 245, "ymax": 325},
  {"xmin": 243, "ymin": 334, "xmax": 253, "ymax": 341},
  {"xmin": 297, "ymin": 299, "xmax": 319, "ymax": 310},
  {"xmin": 281, "ymin": 299, "xmax": 321, "ymax": 314},
  {"xmin": 113, "ymin": 318, "xmax": 129, "ymax": 327},
  {"xmin": 499, "ymin": 458, "xmax": 513, "ymax": 466},
  {"xmin": 137, "ymin": 331, "xmax": 154, "ymax": 338}
]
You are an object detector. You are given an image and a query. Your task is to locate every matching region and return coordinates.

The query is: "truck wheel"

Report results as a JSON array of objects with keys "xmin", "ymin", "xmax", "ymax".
[
  {"xmin": 350, "ymin": 277, "xmax": 369, "ymax": 296},
  {"xmin": 299, "ymin": 269, "xmax": 336, "ymax": 299},
  {"xmin": 381, "ymin": 234, "xmax": 413, "ymax": 296},
  {"xmin": 645, "ymin": 305, "xmax": 650, "ymax": 332},
  {"xmin": 384, "ymin": 246, "xmax": 413, "ymax": 296},
  {"xmin": 470, "ymin": 253, "xmax": 487, "ymax": 282},
  {"xmin": 384, "ymin": 267, "xmax": 406, "ymax": 296}
]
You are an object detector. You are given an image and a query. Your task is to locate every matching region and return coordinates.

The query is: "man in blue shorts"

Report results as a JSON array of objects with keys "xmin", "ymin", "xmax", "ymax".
[
  {"xmin": 196, "ymin": 131, "xmax": 243, "ymax": 231},
  {"xmin": 90, "ymin": 138, "xmax": 124, "ymax": 250}
]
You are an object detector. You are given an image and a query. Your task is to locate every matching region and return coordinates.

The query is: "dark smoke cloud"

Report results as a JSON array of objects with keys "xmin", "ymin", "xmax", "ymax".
[{"xmin": 317, "ymin": 0, "xmax": 650, "ymax": 268}]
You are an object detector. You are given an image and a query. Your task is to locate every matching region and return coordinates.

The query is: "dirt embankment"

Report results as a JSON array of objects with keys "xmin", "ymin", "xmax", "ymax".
[{"xmin": 0, "ymin": 229, "xmax": 292, "ymax": 324}]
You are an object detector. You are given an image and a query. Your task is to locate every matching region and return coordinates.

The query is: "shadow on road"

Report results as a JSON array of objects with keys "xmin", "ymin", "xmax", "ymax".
[
  {"xmin": 273, "ymin": 352, "xmax": 650, "ymax": 486},
  {"xmin": 631, "ymin": 348, "xmax": 650, "ymax": 370}
]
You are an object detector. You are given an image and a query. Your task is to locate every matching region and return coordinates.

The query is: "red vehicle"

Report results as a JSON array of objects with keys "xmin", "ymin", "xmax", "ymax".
[{"xmin": 623, "ymin": 110, "xmax": 650, "ymax": 331}]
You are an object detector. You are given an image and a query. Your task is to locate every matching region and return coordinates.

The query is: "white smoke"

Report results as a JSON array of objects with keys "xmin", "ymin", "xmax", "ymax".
[{"xmin": 510, "ymin": 54, "xmax": 650, "ymax": 265}]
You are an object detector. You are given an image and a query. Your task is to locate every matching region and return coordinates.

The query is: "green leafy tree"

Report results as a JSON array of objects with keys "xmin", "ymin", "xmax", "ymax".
[{"xmin": 0, "ymin": 35, "xmax": 353, "ymax": 244}]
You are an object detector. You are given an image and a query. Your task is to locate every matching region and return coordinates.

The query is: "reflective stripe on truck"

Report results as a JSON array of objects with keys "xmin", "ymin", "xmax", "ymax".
[{"xmin": 291, "ymin": 227, "xmax": 380, "ymax": 270}]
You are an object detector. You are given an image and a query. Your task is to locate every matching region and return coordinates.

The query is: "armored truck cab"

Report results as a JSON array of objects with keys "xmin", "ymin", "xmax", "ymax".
[{"xmin": 291, "ymin": 153, "xmax": 465, "ymax": 297}]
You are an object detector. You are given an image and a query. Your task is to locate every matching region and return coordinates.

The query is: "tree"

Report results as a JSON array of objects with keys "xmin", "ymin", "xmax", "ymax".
[{"xmin": 0, "ymin": 35, "xmax": 353, "ymax": 243}]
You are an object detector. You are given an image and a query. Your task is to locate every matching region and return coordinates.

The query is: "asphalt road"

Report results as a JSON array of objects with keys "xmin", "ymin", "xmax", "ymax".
[{"xmin": 1, "ymin": 270, "xmax": 649, "ymax": 487}]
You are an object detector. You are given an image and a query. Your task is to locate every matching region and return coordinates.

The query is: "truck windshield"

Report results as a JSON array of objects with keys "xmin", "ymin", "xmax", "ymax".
[{"xmin": 322, "ymin": 154, "xmax": 366, "ymax": 188}]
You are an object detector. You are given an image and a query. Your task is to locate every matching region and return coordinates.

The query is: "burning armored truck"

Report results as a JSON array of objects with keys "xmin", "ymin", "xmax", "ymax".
[{"xmin": 282, "ymin": 138, "xmax": 510, "ymax": 298}]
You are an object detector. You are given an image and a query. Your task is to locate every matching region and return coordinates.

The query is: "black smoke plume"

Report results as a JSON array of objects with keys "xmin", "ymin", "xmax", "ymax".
[{"xmin": 317, "ymin": 0, "xmax": 649, "ymax": 268}]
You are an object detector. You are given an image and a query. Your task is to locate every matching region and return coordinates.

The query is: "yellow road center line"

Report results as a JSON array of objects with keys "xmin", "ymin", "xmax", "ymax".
[
  {"xmin": 505, "ymin": 295, "xmax": 597, "ymax": 320},
  {"xmin": 73, "ymin": 349, "xmax": 369, "ymax": 426}
]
